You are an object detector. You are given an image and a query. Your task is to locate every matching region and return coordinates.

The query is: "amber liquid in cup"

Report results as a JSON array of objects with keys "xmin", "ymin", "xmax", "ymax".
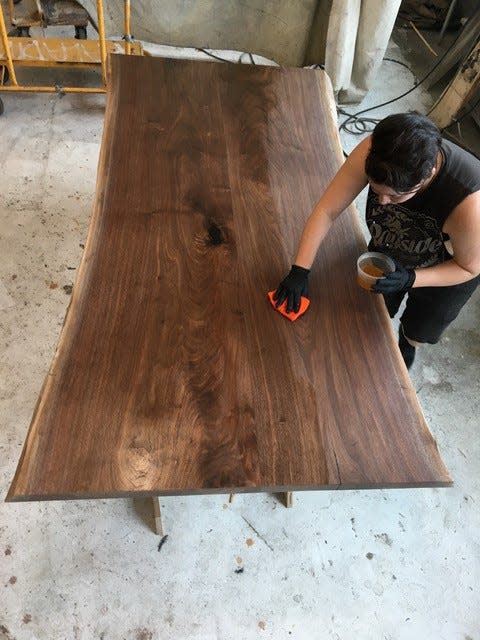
[{"xmin": 357, "ymin": 263, "xmax": 385, "ymax": 290}]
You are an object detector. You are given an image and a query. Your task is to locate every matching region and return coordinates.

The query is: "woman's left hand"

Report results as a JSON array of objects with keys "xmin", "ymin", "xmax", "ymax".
[{"xmin": 372, "ymin": 264, "xmax": 416, "ymax": 294}]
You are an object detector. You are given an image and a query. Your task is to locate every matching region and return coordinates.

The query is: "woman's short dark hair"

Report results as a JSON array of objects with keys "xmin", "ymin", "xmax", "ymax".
[{"xmin": 365, "ymin": 113, "xmax": 442, "ymax": 192}]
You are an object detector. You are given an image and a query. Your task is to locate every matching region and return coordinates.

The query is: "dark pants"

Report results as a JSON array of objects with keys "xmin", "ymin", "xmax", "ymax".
[{"xmin": 383, "ymin": 274, "xmax": 480, "ymax": 344}]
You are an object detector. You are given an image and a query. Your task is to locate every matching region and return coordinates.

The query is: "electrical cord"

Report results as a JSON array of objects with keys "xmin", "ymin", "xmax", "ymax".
[
  {"xmin": 337, "ymin": 61, "xmax": 415, "ymax": 135},
  {"xmin": 337, "ymin": 7, "xmax": 480, "ymax": 144},
  {"xmin": 383, "ymin": 57, "xmax": 416, "ymax": 78},
  {"xmin": 196, "ymin": 47, "xmax": 237, "ymax": 63},
  {"xmin": 336, "ymin": 23, "xmax": 480, "ymax": 160},
  {"xmin": 337, "ymin": 107, "xmax": 380, "ymax": 136},
  {"xmin": 197, "ymin": 47, "xmax": 258, "ymax": 65},
  {"xmin": 338, "ymin": 43, "xmax": 455, "ymax": 136},
  {"xmin": 337, "ymin": 57, "xmax": 419, "ymax": 148}
]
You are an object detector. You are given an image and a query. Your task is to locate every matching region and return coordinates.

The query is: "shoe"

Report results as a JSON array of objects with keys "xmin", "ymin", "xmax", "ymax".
[{"xmin": 399, "ymin": 329, "xmax": 416, "ymax": 369}]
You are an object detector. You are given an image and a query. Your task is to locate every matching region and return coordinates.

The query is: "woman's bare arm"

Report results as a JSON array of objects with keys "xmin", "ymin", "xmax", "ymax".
[
  {"xmin": 294, "ymin": 137, "xmax": 371, "ymax": 268},
  {"xmin": 414, "ymin": 191, "xmax": 480, "ymax": 287}
]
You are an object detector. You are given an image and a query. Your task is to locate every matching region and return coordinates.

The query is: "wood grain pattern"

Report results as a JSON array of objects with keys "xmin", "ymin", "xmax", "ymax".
[{"xmin": 7, "ymin": 56, "xmax": 451, "ymax": 501}]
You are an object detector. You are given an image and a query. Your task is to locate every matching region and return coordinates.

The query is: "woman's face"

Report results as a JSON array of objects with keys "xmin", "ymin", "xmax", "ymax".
[
  {"xmin": 367, "ymin": 162, "xmax": 437, "ymax": 205},
  {"xmin": 368, "ymin": 180, "xmax": 424, "ymax": 205}
]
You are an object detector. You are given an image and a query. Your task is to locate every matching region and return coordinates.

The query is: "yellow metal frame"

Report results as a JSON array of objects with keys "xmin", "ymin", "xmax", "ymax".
[{"xmin": 0, "ymin": 0, "xmax": 141, "ymax": 95}]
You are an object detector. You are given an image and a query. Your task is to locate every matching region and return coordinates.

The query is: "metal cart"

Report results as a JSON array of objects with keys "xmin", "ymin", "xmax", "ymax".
[{"xmin": 0, "ymin": 0, "xmax": 142, "ymax": 114}]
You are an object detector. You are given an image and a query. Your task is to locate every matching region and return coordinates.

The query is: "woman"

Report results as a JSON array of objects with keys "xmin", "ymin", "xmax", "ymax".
[{"xmin": 274, "ymin": 113, "xmax": 480, "ymax": 368}]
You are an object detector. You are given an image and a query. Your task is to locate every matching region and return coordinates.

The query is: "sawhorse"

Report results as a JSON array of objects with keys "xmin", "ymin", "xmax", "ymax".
[{"xmin": 150, "ymin": 492, "xmax": 293, "ymax": 536}]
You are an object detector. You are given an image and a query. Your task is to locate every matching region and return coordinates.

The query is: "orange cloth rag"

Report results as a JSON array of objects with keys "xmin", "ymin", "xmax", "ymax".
[{"xmin": 267, "ymin": 290, "xmax": 310, "ymax": 321}]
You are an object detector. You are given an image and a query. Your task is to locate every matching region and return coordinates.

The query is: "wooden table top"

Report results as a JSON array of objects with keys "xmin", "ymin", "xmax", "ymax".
[{"xmin": 7, "ymin": 55, "xmax": 451, "ymax": 501}]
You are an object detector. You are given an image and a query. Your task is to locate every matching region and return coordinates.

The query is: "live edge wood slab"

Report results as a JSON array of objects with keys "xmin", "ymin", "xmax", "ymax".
[{"xmin": 7, "ymin": 55, "xmax": 451, "ymax": 502}]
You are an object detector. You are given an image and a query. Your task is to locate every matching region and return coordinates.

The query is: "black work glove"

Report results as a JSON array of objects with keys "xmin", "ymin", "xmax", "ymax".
[
  {"xmin": 372, "ymin": 263, "xmax": 416, "ymax": 294},
  {"xmin": 273, "ymin": 265, "xmax": 310, "ymax": 313}
]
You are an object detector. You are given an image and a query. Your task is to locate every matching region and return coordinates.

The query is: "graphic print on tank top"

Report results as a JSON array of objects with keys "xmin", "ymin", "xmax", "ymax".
[{"xmin": 366, "ymin": 189, "xmax": 446, "ymax": 268}]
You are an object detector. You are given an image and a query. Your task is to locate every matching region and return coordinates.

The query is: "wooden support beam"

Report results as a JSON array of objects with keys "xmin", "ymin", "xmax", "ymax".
[
  {"xmin": 429, "ymin": 38, "xmax": 480, "ymax": 129},
  {"xmin": 152, "ymin": 496, "xmax": 163, "ymax": 536},
  {"xmin": 283, "ymin": 492, "xmax": 293, "ymax": 508}
]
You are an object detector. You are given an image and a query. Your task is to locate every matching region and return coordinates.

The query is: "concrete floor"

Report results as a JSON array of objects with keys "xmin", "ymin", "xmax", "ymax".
[{"xmin": 1, "ymin": 32, "xmax": 480, "ymax": 640}]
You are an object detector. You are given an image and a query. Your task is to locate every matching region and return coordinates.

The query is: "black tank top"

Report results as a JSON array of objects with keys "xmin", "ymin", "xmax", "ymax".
[{"xmin": 366, "ymin": 139, "xmax": 480, "ymax": 268}]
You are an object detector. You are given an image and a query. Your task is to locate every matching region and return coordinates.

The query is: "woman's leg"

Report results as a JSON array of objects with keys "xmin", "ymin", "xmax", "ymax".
[{"xmin": 398, "ymin": 274, "xmax": 480, "ymax": 368}]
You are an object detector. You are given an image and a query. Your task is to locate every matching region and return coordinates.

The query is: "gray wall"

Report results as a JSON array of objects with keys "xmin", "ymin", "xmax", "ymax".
[{"xmin": 86, "ymin": 0, "xmax": 324, "ymax": 67}]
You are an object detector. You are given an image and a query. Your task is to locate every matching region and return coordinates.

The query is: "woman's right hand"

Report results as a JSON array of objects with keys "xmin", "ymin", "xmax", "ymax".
[{"xmin": 273, "ymin": 265, "xmax": 310, "ymax": 313}]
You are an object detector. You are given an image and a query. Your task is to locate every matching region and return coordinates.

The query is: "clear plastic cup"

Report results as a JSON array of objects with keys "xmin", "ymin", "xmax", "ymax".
[{"xmin": 357, "ymin": 252, "xmax": 395, "ymax": 291}]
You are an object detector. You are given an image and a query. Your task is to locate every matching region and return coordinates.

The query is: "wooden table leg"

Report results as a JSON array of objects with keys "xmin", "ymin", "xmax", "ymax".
[
  {"xmin": 282, "ymin": 492, "xmax": 293, "ymax": 508},
  {"xmin": 152, "ymin": 496, "xmax": 163, "ymax": 535}
]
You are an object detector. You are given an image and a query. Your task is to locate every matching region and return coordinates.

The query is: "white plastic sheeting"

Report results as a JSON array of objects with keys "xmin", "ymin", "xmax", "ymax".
[{"xmin": 325, "ymin": 0, "xmax": 402, "ymax": 103}]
